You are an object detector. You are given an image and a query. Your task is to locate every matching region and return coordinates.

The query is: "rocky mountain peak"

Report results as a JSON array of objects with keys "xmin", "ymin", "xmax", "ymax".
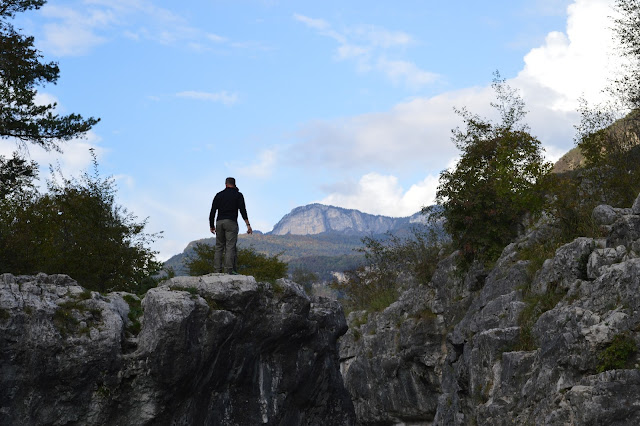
[{"xmin": 270, "ymin": 203, "xmax": 425, "ymax": 236}]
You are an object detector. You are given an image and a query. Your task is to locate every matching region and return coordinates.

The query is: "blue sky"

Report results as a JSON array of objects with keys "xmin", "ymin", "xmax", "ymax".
[{"xmin": 2, "ymin": 0, "xmax": 623, "ymax": 260}]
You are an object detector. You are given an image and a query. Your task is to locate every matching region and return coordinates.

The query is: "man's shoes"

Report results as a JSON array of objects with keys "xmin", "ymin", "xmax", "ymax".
[{"xmin": 230, "ymin": 271, "xmax": 240, "ymax": 275}]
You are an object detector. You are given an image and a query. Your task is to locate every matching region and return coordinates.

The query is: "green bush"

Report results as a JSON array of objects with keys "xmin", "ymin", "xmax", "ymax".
[
  {"xmin": 123, "ymin": 294, "xmax": 143, "ymax": 336},
  {"xmin": 429, "ymin": 73, "xmax": 551, "ymax": 266},
  {"xmin": 331, "ymin": 226, "xmax": 447, "ymax": 313},
  {"xmin": 290, "ymin": 267, "xmax": 319, "ymax": 294},
  {"xmin": 0, "ymin": 152, "xmax": 162, "ymax": 293},
  {"xmin": 186, "ymin": 243, "xmax": 288, "ymax": 283},
  {"xmin": 574, "ymin": 106, "xmax": 640, "ymax": 209}
]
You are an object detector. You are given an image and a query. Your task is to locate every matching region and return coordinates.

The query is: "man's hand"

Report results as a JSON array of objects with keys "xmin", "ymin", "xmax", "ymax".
[
  {"xmin": 247, "ymin": 225, "xmax": 253, "ymax": 235},
  {"xmin": 210, "ymin": 227, "xmax": 216, "ymax": 234}
]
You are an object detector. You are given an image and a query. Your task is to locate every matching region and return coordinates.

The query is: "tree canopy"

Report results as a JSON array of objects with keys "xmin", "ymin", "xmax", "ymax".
[
  {"xmin": 0, "ymin": 151, "xmax": 162, "ymax": 293},
  {"xmin": 0, "ymin": 0, "xmax": 98, "ymax": 151},
  {"xmin": 613, "ymin": 0, "xmax": 640, "ymax": 109},
  {"xmin": 429, "ymin": 73, "xmax": 551, "ymax": 264},
  {"xmin": 0, "ymin": 3, "xmax": 160, "ymax": 293}
]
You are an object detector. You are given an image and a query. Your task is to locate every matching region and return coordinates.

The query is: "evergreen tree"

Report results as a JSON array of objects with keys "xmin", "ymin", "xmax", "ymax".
[{"xmin": 0, "ymin": 0, "xmax": 99, "ymax": 151}]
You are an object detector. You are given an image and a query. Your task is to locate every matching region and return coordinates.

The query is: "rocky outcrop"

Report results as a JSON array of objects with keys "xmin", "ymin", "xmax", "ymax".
[
  {"xmin": 340, "ymin": 193, "xmax": 640, "ymax": 425},
  {"xmin": 0, "ymin": 274, "xmax": 355, "ymax": 425},
  {"xmin": 270, "ymin": 204, "xmax": 426, "ymax": 236}
]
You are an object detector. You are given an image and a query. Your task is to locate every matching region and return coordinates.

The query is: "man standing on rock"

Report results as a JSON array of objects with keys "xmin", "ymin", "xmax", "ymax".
[{"xmin": 209, "ymin": 177, "xmax": 252, "ymax": 274}]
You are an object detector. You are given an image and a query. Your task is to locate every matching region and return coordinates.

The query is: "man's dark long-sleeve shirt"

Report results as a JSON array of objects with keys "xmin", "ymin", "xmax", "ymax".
[{"xmin": 209, "ymin": 187, "xmax": 249, "ymax": 228}]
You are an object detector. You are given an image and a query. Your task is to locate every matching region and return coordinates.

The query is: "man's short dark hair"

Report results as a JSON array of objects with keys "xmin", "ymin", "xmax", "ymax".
[{"xmin": 225, "ymin": 177, "xmax": 236, "ymax": 186}]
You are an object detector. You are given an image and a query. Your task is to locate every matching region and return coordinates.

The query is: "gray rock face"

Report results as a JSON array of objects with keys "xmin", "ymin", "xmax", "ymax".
[
  {"xmin": 340, "ymin": 194, "xmax": 640, "ymax": 425},
  {"xmin": 270, "ymin": 203, "xmax": 423, "ymax": 236},
  {"xmin": 0, "ymin": 273, "xmax": 355, "ymax": 425}
]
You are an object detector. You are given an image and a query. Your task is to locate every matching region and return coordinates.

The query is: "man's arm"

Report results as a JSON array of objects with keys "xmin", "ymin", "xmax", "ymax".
[
  {"xmin": 239, "ymin": 194, "xmax": 252, "ymax": 234},
  {"xmin": 209, "ymin": 197, "xmax": 217, "ymax": 234}
]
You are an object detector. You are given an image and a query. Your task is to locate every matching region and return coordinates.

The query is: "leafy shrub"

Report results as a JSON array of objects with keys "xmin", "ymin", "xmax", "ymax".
[
  {"xmin": 0, "ymin": 308, "xmax": 10, "ymax": 321},
  {"xmin": 574, "ymin": 105, "xmax": 640, "ymax": 209},
  {"xmin": 597, "ymin": 333, "xmax": 637, "ymax": 373},
  {"xmin": 0, "ymin": 151, "xmax": 162, "ymax": 294},
  {"xmin": 429, "ymin": 73, "xmax": 551, "ymax": 266},
  {"xmin": 331, "ymin": 226, "xmax": 447, "ymax": 313},
  {"xmin": 123, "ymin": 294, "xmax": 143, "ymax": 336},
  {"xmin": 186, "ymin": 243, "xmax": 288, "ymax": 282},
  {"xmin": 290, "ymin": 267, "xmax": 319, "ymax": 294}
]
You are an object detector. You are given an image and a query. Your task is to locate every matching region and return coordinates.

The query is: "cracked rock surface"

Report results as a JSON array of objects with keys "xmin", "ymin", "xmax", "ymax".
[
  {"xmin": 340, "ymin": 193, "xmax": 640, "ymax": 425},
  {"xmin": 0, "ymin": 274, "xmax": 355, "ymax": 425}
]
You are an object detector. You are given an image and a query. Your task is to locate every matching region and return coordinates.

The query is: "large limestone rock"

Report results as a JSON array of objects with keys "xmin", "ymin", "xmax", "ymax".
[
  {"xmin": 0, "ymin": 273, "xmax": 355, "ymax": 425},
  {"xmin": 270, "ymin": 203, "xmax": 422, "ymax": 236},
  {"xmin": 340, "ymin": 192, "xmax": 640, "ymax": 425}
]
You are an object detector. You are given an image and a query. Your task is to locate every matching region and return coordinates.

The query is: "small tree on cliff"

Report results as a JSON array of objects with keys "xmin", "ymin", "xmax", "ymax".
[{"xmin": 428, "ymin": 73, "xmax": 551, "ymax": 264}]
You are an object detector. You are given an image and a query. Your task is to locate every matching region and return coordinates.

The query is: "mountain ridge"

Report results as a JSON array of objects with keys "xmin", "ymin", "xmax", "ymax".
[
  {"xmin": 269, "ymin": 203, "xmax": 428, "ymax": 236},
  {"xmin": 164, "ymin": 203, "xmax": 433, "ymax": 277}
]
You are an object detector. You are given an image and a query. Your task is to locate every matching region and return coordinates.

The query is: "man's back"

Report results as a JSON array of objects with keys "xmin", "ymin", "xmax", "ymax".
[{"xmin": 211, "ymin": 187, "xmax": 248, "ymax": 223}]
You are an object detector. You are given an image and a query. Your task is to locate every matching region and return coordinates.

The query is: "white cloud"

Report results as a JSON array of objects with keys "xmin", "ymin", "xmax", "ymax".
[
  {"xmin": 291, "ymin": 0, "xmax": 619, "ymax": 175},
  {"xmin": 514, "ymin": 0, "xmax": 620, "ymax": 112},
  {"xmin": 0, "ymin": 130, "xmax": 105, "ymax": 191},
  {"xmin": 294, "ymin": 13, "xmax": 436, "ymax": 89},
  {"xmin": 290, "ymin": 86, "xmax": 491, "ymax": 173},
  {"xmin": 39, "ymin": 0, "xmax": 263, "ymax": 56},
  {"xmin": 319, "ymin": 172, "xmax": 438, "ymax": 217},
  {"xmin": 293, "ymin": 13, "xmax": 330, "ymax": 31},
  {"xmin": 34, "ymin": 92, "xmax": 59, "ymax": 108},
  {"xmin": 233, "ymin": 148, "xmax": 279, "ymax": 178},
  {"xmin": 40, "ymin": 5, "xmax": 112, "ymax": 55},
  {"xmin": 292, "ymin": 0, "xmax": 621, "ymax": 217},
  {"xmin": 0, "ymin": 92, "xmax": 103, "ymax": 180},
  {"xmin": 207, "ymin": 33, "xmax": 227, "ymax": 43},
  {"xmin": 377, "ymin": 58, "xmax": 440, "ymax": 88},
  {"xmin": 176, "ymin": 91, "xmax": 239, "ymax": 106},
  {"xmin": 350, "ymin": 25, "xmax": 413, "ymax": 48}
]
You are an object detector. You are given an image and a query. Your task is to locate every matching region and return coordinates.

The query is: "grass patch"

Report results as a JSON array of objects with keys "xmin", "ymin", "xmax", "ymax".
[
  {"xmin": 352, "ymin": 328, "xmax": 362, "ymax": 341},
  {"xmin": 271, "ymin": 281, "xmax": 285, "ymax": 296},
  {"xmin": 512, "ymin": 283, "xmax": 566, "ymax": 351},
  {"xmin": 412, "ymin": 307, "xmax": 437, "ymax": 322},
  {"xmin": 206, "ymin": 298, "xmax": 221, "ymax": 311},
  {"xmin": 351, "ymin": 312, "xmax": 369, "ymax": 329},
  {"xmin": 597, "ymin": 334, "xmax": 637, "ymax": 373},
  {"xmin": 367, "ymin": 287, "xmax": 398, "ymax": 312},
  {"xmin": 78, "ymin": 290, "xmax": 92, "ymax": 300},
  {"xmin": 518, "ymin": 240, "xmax": 561, "ymax": 278},
  {"xmin": 122, "ymin": 294, "xmax": 142, "ymax": 336},
  {"xmin": 54, "ymin": 301, "xmax": 81, "ymax": 336}
]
